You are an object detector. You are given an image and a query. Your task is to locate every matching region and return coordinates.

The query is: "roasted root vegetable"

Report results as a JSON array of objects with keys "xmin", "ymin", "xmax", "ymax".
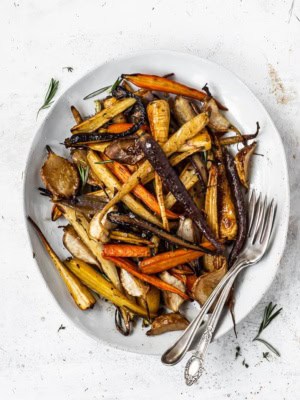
[
  {"xmin": 58, "ymin": 204, "xmax": 122, "ymax": 292},
  {"xmin": 104, "ymin": 138, "xmax": 144, "ymax": 165},
  {"xmin": 103, "ymin": 244, "xmax": 151, "ymax": 258},
  {"xmin": 202, "ymin": 98, "xmax": 230, "ymax": 133},
  {"xmin": 107, "ymin": 212, "xmax": 213, "ymax": 253},
  {"xmin": 235, "ymin": 142, "xmax": 256, "ymax": 188},
  {"xmin": 71, "ymin": 97, "xmax": 136, "ymax": 134},
  {"xmin": 65, "ymin": 258, "xmax": 154, "ymax": 317},
  {"xmin": 122, "ymin": 73, "xmax": 209, "ymax": 102},
  {"xmin": 40, "ymin": 146, "xmax": 80, "ymax": 199},
  {"xmin": 87, "ymin": 150, "xmax": 162, "ymax": 228},
  {"xmin": 28, "ymin": 217, "xmax": 96, "ymax": 310},
  {"xmin": 36, "ymin": 70, "xmax": 259, "ymax": 339},
  {"xmin": 63, "ymin": 225, "xmax": 99, "ymax": 267},
  {"xmin": 159, "ymin": 271, "xmax": 186, "ymax": 312},
  {"xmin": 95, "ymin": 113, "xmax": 210, "ymax": 220},
  {"xmin": 146, "ymin": 313, "xmax": 189, "ymax": 336},
  {"xmin": 104, "ymin": 257, "xmax": 189, "ymax": 300},
  {"xmin": 137, "ymin": 133, "xmax": 223, "ymax": 252},
  {"xmin": 139, "ymin": 244, "xmax": 214, "ymax": 274},
  {"xmin": 191, "ymin": 257, "xmax": 227, "ymax": 305},
  {"xmin": 224, "ymin": 149, "xmax": 248, "ymax": 266},
  {"xmin": 103, "ymin": 155, "xmax": 178, "ymax": 219}
]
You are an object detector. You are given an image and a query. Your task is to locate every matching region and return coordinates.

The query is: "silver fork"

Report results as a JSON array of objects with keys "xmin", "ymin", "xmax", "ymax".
[{"xmin": 161, "ymin": 192, "xmax": 277, "ymax": 381}]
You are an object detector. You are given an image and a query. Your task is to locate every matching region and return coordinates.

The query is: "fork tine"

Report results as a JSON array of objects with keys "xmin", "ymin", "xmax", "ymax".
[
  {"xmin": 260, "ymin": 199, "xmax": 276, "ymax": 246},
  {"xmin": 248, "ymin": 193, "xmax": 262, "ymax": 239},
  {"xmin": 253, "ymin": 195, "xmax": 268, "ymax": 244}
]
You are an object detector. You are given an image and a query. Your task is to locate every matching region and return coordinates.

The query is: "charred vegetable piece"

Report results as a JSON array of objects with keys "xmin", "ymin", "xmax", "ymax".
[
  {"xmin": 139, "ymin": 244, "xmax": 214, "ymax": 274},
  {"xmin": 172, "ymin": 96, "xmax": 196, "ymax": 125},
  {"xmin": 137, "ymin": 133, "xmax": 224, "ymax": 252},
  {"xmin": 103, "ymin": 97, "xmax": 127, "ymax": 123},
  {"xmin": 164, "ymin": 163, "xmax": 199, "ymax": 209},
  {"xmin": 138, "ymin": 285, "xmax": 160, "ymax": 314},
  {"xmin": 65, "ymin": 258, "xmax": 153, "ymax": 317},
  {"xmin": 112, "ymin": 86, "xmax": 148, "ymax": 125},
  {"xmin": 147, "ymin": 99, "xmax": 171, "ymax": 230},
  {"xmin": 103, "ymin": 244, "xmax": 151, "ymax": 258},
  {"xmin": 54, "ymin": 194, "xmax": 108, "ymax": 219},
  {"xmin": 65, "ymin": 123, "xmax": 143, "ymax": 148},
  {"xmin": 110, "ymin": 230, "xmax": 154, "ymax": 246},
  {"xmin": 120, "ymin": 269, "xmax": 149, "ymax": 298},
  {"xmin": 218, "ymin": 163, "xmax": 238, "ymax": 241},
  {"xmin": 28, "ymin": 217, "xmax": 96, "ymax": 310},
  {"xmin": 146, "ymin": 313, "xmax": 189, "ymax": 336},
  {"xmin": 58, "ymin": 204, "xmax": 122, "ymax": 292},
  {"xmin": 103, "ymin": 155, "xmax": 178, "ymax": 219},
  {"xmin": 203, "ymin": 98, "xmax": 231, "ymax": 133},
  {"xmin": 104, "ymin": 138, "xmax": 144, "ymax": 165},
  {"xmin": 107, "ymin": 212, "xmax": 214, "ymax": 253},
  {"xmin": 192, "ymin": 257, "xmax": 227, "ymax": 305},
  {"xmin": 89, "ymin": 206, "xmax": 117, "ymax": 243},
  {"xmin": 63, "ymin": 225, "xmax": 99, "ymax": 267},
  {"xmin": 71, "ymin": 105, "xmax": 83, "ymax": 124},
  {"xmin": 51, "ymin": 204, "xmax": 62, "ymax": 221},
  {"xmin": 160, "ymin": 271, "xmax": 186, "ymax": 312},
  {"xmin": 122, "ymin": 73, "xmax": 209, "ymax": 102},
  {"xmin": 87, "ymin": 150, "xmax": 162, "ymax": 228},
  {"xmin": 71, "ymin": 97, "xmax": 136, "ymax": 134},
  {"xmin": 235, "ymin": 142, "xmax": 257, "ymax": 188},
  {"xmin": 105, "ymin": 257, "xmax": 189, "ymax": 300},
  {"xmin": 219, "ymin": 122, "xmax": 260, "ymax": 146},
  {"xmin": 71, "ymin": 149, "xmax": 99, "ymax": 186},
  {"xmin": 40, "ymin": 146, "xmax": 80, "ymax": 199},
  {"xmin": 95, "ymin": 113, "xmax": 210, "ymax": 220},
  {"xmin": 223, "ymin": 149, "xmax": 248, "ymax": 266},
  {"xmin": 190, "ymin": 153, "xmax": 208, "ymax": 188}
]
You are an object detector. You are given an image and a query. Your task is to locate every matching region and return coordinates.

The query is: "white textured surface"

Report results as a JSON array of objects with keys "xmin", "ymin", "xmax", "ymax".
[{"xmin": 1, "ymin": 1, "xmax": 300, "ymax": 399}]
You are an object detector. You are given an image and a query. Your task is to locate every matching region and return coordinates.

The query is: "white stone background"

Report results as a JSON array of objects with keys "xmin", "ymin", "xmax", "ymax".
[{"xmin": 1, "ymin": 0, "xmax": 300, "ymax": 399}]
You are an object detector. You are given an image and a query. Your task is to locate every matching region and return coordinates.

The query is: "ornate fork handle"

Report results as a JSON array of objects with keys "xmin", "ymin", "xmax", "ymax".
[{"xmin": 184, "ymin": 275, "xmax": 236, "ymax": 385}]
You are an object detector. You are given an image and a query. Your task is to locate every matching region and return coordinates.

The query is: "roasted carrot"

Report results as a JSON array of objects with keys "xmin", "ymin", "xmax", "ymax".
[
  {"xmin": 102, "ymin": 154, "xmax": 179, "ymax": 219},
  {"xmin": 102, "ymin": 244, "xmax": 151, "ymax": 258},
  {"xmin": 51, "ymin": 204, "xmax": 62, "ymax": 221},
  {"xmin": 71, "ymin": 105, "xmax": 83, "ymax": 125},
  {"xmin": 139, "ymin": 243, "xmax": 214, "ymax": 274},
  {"xmin": 122, "ymin": 74, "xmax": 209, "ymax": 102},
  {"xmin": 104, "ymin": 256, "xmax": 189, "ymax": 300}
]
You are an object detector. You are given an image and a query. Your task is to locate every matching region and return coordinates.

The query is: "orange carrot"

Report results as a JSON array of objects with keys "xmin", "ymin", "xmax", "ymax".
[
  {"xmin": 102, "ymin": 244, "xmax": 151, "ymax": 258},
  {"xmin": 122, "ymin": 74, "xmax": 209, "ymax": 102},
  {"xmin": 102, "ymin": 154, "xmax": 179, "ymax": 219},
  {"xmin": 102, "ymin": 123, "xmax": 149, "ymax": 134},
  {"xmin": 139, "ymin": 243, "xmax": 214, "ymax": 274},
  {"xmin": 104, "ymin": 256, "xmax": 189, "ymax": 300}
]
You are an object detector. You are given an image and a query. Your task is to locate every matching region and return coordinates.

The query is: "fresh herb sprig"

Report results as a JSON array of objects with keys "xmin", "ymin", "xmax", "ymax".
[
  {"xmin": 37, "ymin": 78, "xmax": 59, "ymax": 118},
  {"xmin": 253, "ymin": 302, "xmax": 282, "ymax": 356},
  {"xmin": 83, "ymin": 76, "xmax": 122, "ymax": 100},
  {"xmin": 94, "ymin": 160, "xmax": 114, "ymax": 165},
  {"xmin": 78, "ymin": 165, "xmax": 89, "ymax": 191}
]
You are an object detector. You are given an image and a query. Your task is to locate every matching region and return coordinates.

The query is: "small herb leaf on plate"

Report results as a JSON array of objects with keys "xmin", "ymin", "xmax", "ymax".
[{"xmin": 37, "ymin": 78, "xmax": 59, "ymax": 118}]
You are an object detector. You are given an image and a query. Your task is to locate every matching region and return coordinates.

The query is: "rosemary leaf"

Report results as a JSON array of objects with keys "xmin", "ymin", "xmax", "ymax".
[
  {"xmin": 255, "ymin": 338, "xmax": 280, "ymax": 357},
  {"xmin": 83, "ymin": 76, "xmax": 122, "ymax": 100},
  {"xmin": 94, "ymin": 160, "xmax": 114, "ymax": 165},
  {"xmin": 63, "ymin": 67, "xmax": 74, "ymax": 72},
  {"xmin": 78, "ymin": 165, "xmax": 89, "ymax": 191},
  {"xmin": 37, "ymin": 78, "xmax": 59, "ymax": 118}
]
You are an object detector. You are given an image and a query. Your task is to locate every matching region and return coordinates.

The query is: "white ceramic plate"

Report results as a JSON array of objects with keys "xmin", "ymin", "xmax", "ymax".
[{"xmin": 23, "ymin": 50, "xmax": 289, "ymax": 355}]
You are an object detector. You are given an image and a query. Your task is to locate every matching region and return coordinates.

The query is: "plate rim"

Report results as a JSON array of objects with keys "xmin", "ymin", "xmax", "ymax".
[{"xmin": 22, "ymin": 49, "xmax": 290, "ymax": 355}]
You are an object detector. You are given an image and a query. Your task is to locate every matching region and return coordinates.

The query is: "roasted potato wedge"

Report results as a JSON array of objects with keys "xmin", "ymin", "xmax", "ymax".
[
  {"xmin": 40, "ymin": 147, "xmax": 80, "ymax": 198},
  {"xmin": 146, "ymin": 313, "xmax": 189, "ymax": 336}
]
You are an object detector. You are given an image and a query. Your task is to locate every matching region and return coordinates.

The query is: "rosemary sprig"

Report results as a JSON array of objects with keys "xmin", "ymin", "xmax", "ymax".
[
  {"xmin": 253, "ymin": 302, "xmax": 282, "ymax": 356},
  {"xmin": 83, "ymin": 76, "xmax": 122, "ymax": 100},
  {"xmin": 94, "ymin": 160, "xmax": 114, "ymax": 165},
  {"xmin": 78, "ymin": 165, "xmax": 89, "ymax": 191},
  {"xmin": 37, "ymin": 78, "xmax": 59, "ymax": 118}
]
